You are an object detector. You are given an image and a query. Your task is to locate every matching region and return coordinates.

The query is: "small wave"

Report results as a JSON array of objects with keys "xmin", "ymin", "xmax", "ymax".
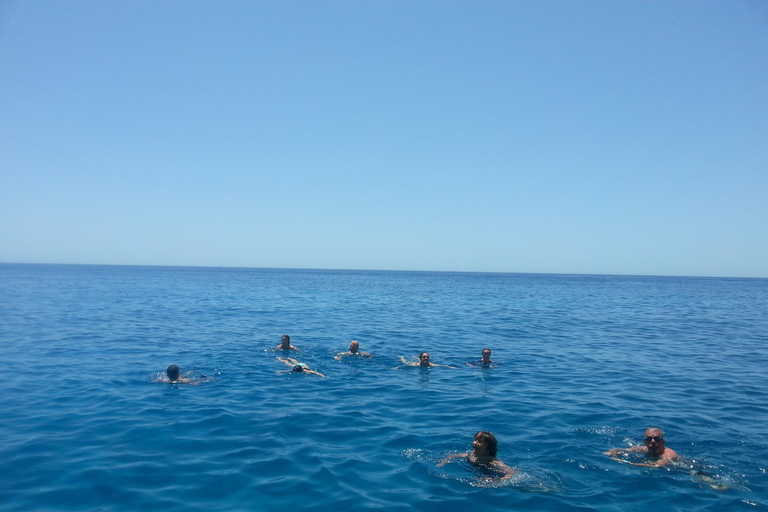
[
  {"xmin": 400, "ymin": 448, "xmax": 436, "ymax": 463},
  {"xmin": 578, "ymin": 426, "xmax": 623, "ymax": 436}
]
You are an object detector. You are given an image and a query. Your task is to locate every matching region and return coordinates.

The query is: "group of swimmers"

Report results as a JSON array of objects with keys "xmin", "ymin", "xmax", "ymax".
[
  {"xmin": 274, "ymin": 334, "xmax": 493, "ymax": 373},
  {"xmin": 158, "ymin": 336, "xmax": 684, "ymax": 478}
]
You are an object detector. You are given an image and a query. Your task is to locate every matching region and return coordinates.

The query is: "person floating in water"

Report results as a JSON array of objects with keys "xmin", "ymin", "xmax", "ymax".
[
  {"xmin": 438, "ymin": 431, "xmax": 516, "ymax": 481},
  {"xmin": 604, "ymin": 427, "xmax": 678, "ymax": 466},
  {"xmin": 276, "ymin": 334, "xmax": 299, "ymax": 351},
  {"xmin": 155, "ymin": 365, "xmax": 199, "ymax": 384},
  {"xmin": 396, "ymin": 352, "xmax": 457, "ymax": 369},
  {"xmin": 467, "ymin": 348, "xmax": 494, "ymax": 367},
  {"xmin": 277, "ymin": 357, "xmax": 325, "ymax": 377},
  {"xmin": 335, "ymin": 340, "xmax": 372, "ymax": 360}
]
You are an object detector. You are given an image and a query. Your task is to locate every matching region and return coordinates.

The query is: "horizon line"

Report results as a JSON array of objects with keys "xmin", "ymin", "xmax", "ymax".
[{"xmin": 1, "ymin": 261, "xmax": 765, "ymax": 281}]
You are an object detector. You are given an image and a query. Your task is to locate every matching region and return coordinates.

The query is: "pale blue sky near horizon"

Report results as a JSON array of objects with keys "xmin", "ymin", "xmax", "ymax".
[{"xmin": 1, "ymin": 1, "xmax": 766, "ymax": 277}]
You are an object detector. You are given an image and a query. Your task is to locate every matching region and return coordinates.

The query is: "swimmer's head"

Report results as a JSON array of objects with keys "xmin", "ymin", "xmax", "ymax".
[
  {"xmin": 473, "ymin": 431, "xmax": 498, "ymax": 457},
  {"xmin": 644, "ymin": 428, "xmax": 666, "ymax": 456},
  {"xmin": 281, "ymin": 335, "xmax": 291, "ymax": 346},
  {"xmin": 419, "ymin": 352, "xmax": 430, "ymax": 365},
  {"xmin": 481, "ymin": 348, "xmax": 492, "ymax": 361},
  {"xmin": 292, "ymin": 364, "xmax": 304, "ymax": 373},
  {"xmin": 350, "ymin": 340, "xmax": 359, "ymax": 353},
  {"xmin": 166, "ymin": 365, "xmax": 180, "ymax": 381}
]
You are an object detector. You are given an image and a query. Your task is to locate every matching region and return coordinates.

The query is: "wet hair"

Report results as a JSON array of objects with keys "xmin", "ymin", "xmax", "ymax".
[
  {"xmin": 482, "ymin": 348, "xmax": 491, "ymax": 355},
  {"xmin": 292, "ymin": 365, "xmax": 304, "ymax": 372},
  {"xmin": 166, "ymin": 365, "xmax": 180, "ymax": 381},
  {"xmin": 282, "ymin": 335, "xmax": 291, "ymax": 343},
  {"xmin": 475, "ymin": 431, "xmax": 498, "ymax": 457},
  {"xmin": 419, "ymin": 352, "xmax": 429, "ymax": 359}
]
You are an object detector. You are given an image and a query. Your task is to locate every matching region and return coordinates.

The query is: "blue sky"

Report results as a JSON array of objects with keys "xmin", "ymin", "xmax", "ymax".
[{"xmin": 1, "ymin": 1, "xmax": 766, "ymax": 277}]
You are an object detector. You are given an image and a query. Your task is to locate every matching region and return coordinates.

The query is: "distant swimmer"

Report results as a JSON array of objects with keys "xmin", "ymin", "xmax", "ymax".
[
  {"xmin": 604, "ymin": 428, "xmax": 678, "ymax": 467},
  {"xmin": 396, "ymin": 352, "xmax": 457, "ymax": 369},
  {"xmin": 335, "ymin": 340, "xmax": 372, "ymax": 361},
  {"xmin": 277, "ymin": 357, "xmax": 325, "ymax": 377},
  {"xmin": 438, "ymin": 431, "xmax": 516, "ymax": 481},
  {"xmin": 467, "ymin": 348, "xmax": 494, "ymax": 367},
  {"xmin": 276, "ymin": 334, "xmax": 299, "ymax": 351},
  {"xmin": 155, "ymin": 365, "xmax": 200, "ymax": 385}
]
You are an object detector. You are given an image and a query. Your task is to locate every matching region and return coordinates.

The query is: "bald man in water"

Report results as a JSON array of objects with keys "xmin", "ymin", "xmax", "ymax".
[
  {"xmin": 604, "ymin": 427, "xmax": 678, "ymax": 466},
  {"xmin": 335, "ymin": 340, "xmax": 372, "ymax": 360}
]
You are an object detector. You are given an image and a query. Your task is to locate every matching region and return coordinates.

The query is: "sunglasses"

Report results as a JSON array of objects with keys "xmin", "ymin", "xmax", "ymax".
[{"xmin": 644, "ymin": 436, "xmax": 664, "ymax": 442}]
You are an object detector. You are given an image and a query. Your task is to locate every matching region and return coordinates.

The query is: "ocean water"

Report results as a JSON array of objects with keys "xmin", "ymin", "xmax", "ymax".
[{"xmin": 1, "ymin": 264, "xmax": 767, "ymax": 511}]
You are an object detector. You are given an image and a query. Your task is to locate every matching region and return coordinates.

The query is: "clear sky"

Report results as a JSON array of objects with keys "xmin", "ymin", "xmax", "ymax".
[{"xmin": 1, "ymin": 1, "xmax": 766, "ymax": 277}]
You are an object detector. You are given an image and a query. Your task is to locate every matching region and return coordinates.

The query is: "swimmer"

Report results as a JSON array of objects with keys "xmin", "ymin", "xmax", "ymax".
[
  {"xmin": 154, "ymin": 365, "xmax": 199, "ymax": 385},
  {"xmin": 604, "ymin": 427, "xmax": 678, "ymax": 467},
  {"xmin": 438, "ymin": 431, "xmax": 516, "ymax": 481},
  {"xmin": 277, "ymin": 357, "xmax": 325, "ymax": 377},
  {"xmin": 335, "ymin": 340, "xmax": 372, "ymax": 360},
  {"xmin": 396, "ymin": 352, "xmax": 457, "ymax": 369},
  {"xmin": 276, "ymin": 334, "xmax": 299, "ymax": 351},
  {"xmin": 467, "ymin": 348, "xmax": 493, "ymax": 366}
]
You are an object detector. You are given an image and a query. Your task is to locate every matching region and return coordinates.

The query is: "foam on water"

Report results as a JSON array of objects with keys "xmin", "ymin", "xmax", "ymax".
[{"xmin": 1, "ymin": 264, "xmax": 767, "ymax": 511}]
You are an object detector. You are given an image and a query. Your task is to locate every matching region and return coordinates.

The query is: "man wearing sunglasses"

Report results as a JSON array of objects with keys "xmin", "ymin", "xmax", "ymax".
[{"xmin": 604, "ymin": 428, "xmax": 678, "ymax": 466}]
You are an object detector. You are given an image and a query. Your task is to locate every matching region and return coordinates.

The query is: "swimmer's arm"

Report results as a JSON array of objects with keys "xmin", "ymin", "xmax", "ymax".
[
  {"xmin": 307, "ymin": 370, "xmax": 326, "ymax": 377},
  {"xmin": 437, "ymin": 452, "xmax": 469, "ymax": 467},
  {"xmin": 493, "ymin": 460, "xmax": 516, "ymax": 480},
  {"xmin": 619, "ymin": 460, "xmax": 663, "ymax": 467},
  {"xmin": 334, "ymin": 352, "xmax": 347, "ymax": 361},
  {"xmin": 394, "ymin": 357, "xmax": 416, "ymax": 368},
  {"xmin": 600, "ymin": 452, "xmax": 658, "ymax": 467},
  {"xmin": 604, "ymin": 446, "xmax": 645, "ymax": 456},
  {"xmin": 431, "ymin": 363, "xmax": 458, "ymax": 369}
]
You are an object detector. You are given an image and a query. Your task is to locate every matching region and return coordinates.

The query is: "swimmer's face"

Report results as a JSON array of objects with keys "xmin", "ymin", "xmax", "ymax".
[
  {"xmin": 473, "ymin": 435, "xmax": 488, "ymax": 456},
  {"xmin": 350, "ymin": 341, "xmax": 359, "ymax": 353},
  {"xmin": 281, "ymin": 335, "xmax": 290, "ymax": 347},
  {"xmin": 481, "ymin": 349, "xmax": 491, "ymax": 361},
  {"xmin": 644, "ymin": 428, "xmax": 665, "ymax": 456},
  {"xmin": 419, "ymin": 353, "xmax": 430, "ymax": 365}
]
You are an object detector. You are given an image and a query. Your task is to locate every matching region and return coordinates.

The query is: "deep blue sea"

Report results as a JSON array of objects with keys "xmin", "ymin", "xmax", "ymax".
[{"xmin": 1, "ymin": 264, "xmax": 767, "ymax": 511}]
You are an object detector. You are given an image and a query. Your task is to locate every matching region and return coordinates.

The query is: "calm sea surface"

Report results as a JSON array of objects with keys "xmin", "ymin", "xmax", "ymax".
[{"xmin": 1, "ymin": 264, "xmax": 767, "ymax": 511}]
